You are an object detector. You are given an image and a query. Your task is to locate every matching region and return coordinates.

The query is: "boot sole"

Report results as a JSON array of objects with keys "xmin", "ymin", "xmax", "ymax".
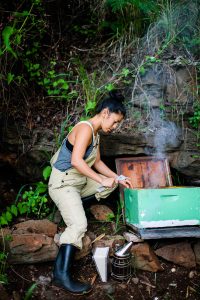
[{"xmin": 52, "ymin": 280, "xmax": 92, "ymax": 295}]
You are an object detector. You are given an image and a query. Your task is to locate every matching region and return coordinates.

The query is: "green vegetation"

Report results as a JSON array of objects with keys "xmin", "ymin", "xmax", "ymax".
[
  {"xmin": 189, "ymin": 108, "xmax": 200, "ymax": 129},
  {"xmin": 105, "ymin": 199, "xmax": 125, "ymax": 233},
  {"xmin": 0, "ymin": 1, "xmax": 199, "ymax": 222},
  {"xmin": 0, "ymin": 233, "xmax": 11, "ymax": 285},
  {"xmin": 0, "ymin": 1, "xmax": 200, "ymax": 298},
  {"xmin": 24, "ymin": 283, "xmax": 37, "ymax": 300},
  {"xmin": 0, "ymin": 166, "xmax": 52, "ymax": 227},
  {"xmin": 0, "ymin": 251, "xmax": 8, "ymax": 284}
]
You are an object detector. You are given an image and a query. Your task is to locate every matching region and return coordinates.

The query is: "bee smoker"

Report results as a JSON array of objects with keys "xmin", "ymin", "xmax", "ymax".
[{"xmin": 111, "ymin": 241, "xmax": 133, "ymax": 281}]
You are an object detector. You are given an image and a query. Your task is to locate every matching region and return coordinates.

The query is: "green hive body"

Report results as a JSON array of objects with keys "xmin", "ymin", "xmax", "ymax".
[{"xmin": 124, "ymin": 187, "xmax": 200, "ymax": 229}]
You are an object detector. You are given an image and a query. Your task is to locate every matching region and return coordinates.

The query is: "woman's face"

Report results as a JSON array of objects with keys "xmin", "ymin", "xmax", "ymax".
[{"xmin": 101, "ymin": 109, "xmax": 124, "ymax": 133}]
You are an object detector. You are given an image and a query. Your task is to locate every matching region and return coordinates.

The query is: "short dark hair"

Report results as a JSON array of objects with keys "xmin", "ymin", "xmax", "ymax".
[{"xmin": 96, "ymin": 90, "xmax": 126, "ymax": 117}]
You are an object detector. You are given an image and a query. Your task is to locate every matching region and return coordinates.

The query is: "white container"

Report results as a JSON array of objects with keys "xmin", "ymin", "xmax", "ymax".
[{"xmin": 93, "ymin": 247, "xmax": 109, "ymax": 282}]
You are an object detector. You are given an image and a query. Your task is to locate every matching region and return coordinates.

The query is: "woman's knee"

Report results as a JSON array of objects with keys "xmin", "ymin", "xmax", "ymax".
[
  {"xmin": 77, "ymin": 217, "xmax": 88, "ymax": 232},
  {"xmin": 71, "ymin": 220, "xmax": 87, "ymax": 240}
]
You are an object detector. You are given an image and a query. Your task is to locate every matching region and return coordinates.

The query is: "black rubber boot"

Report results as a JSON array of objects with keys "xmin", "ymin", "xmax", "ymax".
[{"xmin": 53, "ymin": 244, "xmax": 92, "ymax": 294}]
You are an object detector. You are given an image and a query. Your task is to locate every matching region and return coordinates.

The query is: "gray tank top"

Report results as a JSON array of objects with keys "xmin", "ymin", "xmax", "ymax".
[{"xmin": 53, "ymin": 121, "xmax": 96, "ymax": 172}]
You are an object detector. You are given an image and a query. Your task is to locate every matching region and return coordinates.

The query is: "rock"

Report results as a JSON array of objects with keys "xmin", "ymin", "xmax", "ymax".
[
  {"xmin": 13, "ymin": 219, "xmax": 57, "ymax": 237},
  {"xmin": 97, "ymin": 283, "xmax": 115, "ymax": 294},
  {"xmin": 93, "ymin": 235, "xmax": 125, "ymax": 256},
  {"xmin": 155, "ymin": 242, "xmax": 196, "ymax": 268},
  {"xmin": 8, "ymin": 233, "xmax": 58, "ymax": 264},
  {"xmin": 2, "ymin": 115, "xmax": 200, "ymax": 184},
  {"xmin": 131, "ymin": 242, "xmax": 163, "ymax": 272},
  {"xmin": 90, "ymin": 205, "xmax": 114, "ymax": 221},
  {"xmin": 75, "ymin": 234, "xmax": 92, "ymax": 260},
  {"xmin": 54, "ymin": 233, "xmax": 61, "ymax": 245},
  {"xmin": 166, "ymin": 66, "xmax": 195, "ymax": 105},
  {"xmin": 132, "ymin": 277, "xmax": 139, "ymax": 284},
  {"xmin": 170, "ymin": 148, "xmax": 200, "ymax": 178},
  {"xmin": 171, "ymin": 268, "xmax": 176, "ymax": 273},
  {"xmin": 37, "ymin": 275, "xmax": 52, "ymax": 285},
  {"xmin": 188, "ymin": 270, "xmax": 196, "ymax": 279},
  {"xmin": 1, "ymin": 61, "xmax": 200, "ymax": 185},
  {"xmin": 123, "ymin": 231, "xmax": 143, "ymax": 243}
]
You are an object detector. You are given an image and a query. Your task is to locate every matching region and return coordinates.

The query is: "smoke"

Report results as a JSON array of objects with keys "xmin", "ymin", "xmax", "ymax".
[{"xmin": 145, "ymin": 109, "xmax": 181, "ymax": 159}]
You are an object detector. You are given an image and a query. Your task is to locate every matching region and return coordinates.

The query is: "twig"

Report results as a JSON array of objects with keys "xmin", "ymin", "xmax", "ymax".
[
  {"xmin": 10, "ymin": 266, "xmax": 32, "ymax": 282},
  {"xmin": 91, "ymin": 274, "xmax": 97, "ymax": 285},
  {"xmin": 91, "ymin": 233, "xmax": 105, "ymax": 244},
  {"xmin": 140, "ymin": 280, "xmax": 156, "ymax": 288}
]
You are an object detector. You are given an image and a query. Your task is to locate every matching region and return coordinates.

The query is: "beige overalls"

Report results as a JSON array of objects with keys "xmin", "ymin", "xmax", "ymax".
[{"xmin": 48, "ymin": 121, "xmax": 117, "ymax": 249}]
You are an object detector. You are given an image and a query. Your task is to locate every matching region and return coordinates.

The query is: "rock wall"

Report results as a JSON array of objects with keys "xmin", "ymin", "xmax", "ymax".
[{"xmin": 1, "ymin": 63, "xmax": 200, "ymax": 185}]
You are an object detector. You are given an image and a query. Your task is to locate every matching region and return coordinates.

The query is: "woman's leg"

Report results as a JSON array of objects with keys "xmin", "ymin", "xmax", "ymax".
[
  {"xmin": 49, "ymin": 185, "xmax": 91, "ymax": 294},
  {"xmin": 49, "ymin": 185, "xmax": 87, "ymax": 248}
]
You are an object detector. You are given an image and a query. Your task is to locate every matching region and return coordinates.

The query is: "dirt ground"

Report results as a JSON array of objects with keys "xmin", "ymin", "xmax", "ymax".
[
  {"xmin": 5, "ymin": 219, "xmax": 200, "ymax": 300},
  {"xmin": 6, "ymin": 245, "xmax": 200, "ymax": 300},
  {"xmin": 2, "ymin": 178, "xmax": 200, "ymax": 300}
]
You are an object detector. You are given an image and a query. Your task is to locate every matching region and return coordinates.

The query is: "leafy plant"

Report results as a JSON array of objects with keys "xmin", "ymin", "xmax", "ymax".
[
  {"xmin": 24, "ymin": 282, "xmax": 37, "ymax": 300},
  {"xmin": 0, "ymin": 0, "xmax": 78, "ymax": 106},
  {"xmin": 26, "ymin": 59, "xmax": 78, "ymax": 101},
  {"xmin": 103, "ymin": 0, "xmax": 158, "ymax": 38},
  {"xmin": 107, "ymin": 199, "xmax": 125, "ymax": 234},
  {"xmin": 0, "ymin": 166, "xmax": 52, "ymax": 227},
  {"xmin": 75, "ymin": 60, "xmax": 99, "ymax": 116},
  {"xmin": 105, "ymin": 212, "xmax": 115, "ymax": 222},
  {"xmin": 0, "ymin": 232, "xmax": 11, "ymax": 284},
  {"xmin": 105, "ymin": 83, "xmax": 115, "ymax": 91},
  {"xmin": 0, "ymin": 251, "xmax": 8, "ymax": 284},
  {"xmin": 20, "ymin": 181, "xmax": 49, "ymax": 218},
  {"xmin": 189, "ymin": 108, "xmax": 200, "ymax": 129}
]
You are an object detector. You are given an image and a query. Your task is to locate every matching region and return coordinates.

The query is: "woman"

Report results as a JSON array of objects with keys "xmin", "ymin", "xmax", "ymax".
[{"xmin": 48, "ymin": 90, "xmax": 132, "ymax": 294}]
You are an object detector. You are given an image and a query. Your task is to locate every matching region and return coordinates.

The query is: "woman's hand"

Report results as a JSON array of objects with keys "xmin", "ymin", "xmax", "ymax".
[
  {"xmin": 101, "ymin": 177, "xmax": 116, "ymax": 188},
  {"xmin": 118, "ymin": 178, "xmax": 133, "ymax": 189}
]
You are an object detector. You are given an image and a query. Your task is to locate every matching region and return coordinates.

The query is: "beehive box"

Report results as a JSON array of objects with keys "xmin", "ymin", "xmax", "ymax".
[
  {"xmin": 115, "ymin": 157, "xmax": 200, "ymax": 238},
  {"xmin": 124, "ymin": 187, "xmax": 200, "ymax": 229}
]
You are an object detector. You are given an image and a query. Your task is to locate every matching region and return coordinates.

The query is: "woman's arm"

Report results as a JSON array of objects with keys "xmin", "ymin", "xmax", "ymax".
[
  {"xmin": 93, "ymin": 148, "xmax": 118, "ymax": 178},
  {"xmin": 94, "ymin": 147, "xmax": 133, "ymax": 189},
  {"xmin": 71, "ymin": 125, "xmax": 115, "ymax": 187}
]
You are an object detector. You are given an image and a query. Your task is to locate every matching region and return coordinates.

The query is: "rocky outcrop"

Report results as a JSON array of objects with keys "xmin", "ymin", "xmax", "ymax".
[
  {"xmin": 0, "ymin": 220, "xmax": 58, "ymax": 264},
  {"xmin": 0, "ymin": 63, "xmax": 199, "ymax": 184},
  {"xmin": 131, "ymin": 242, "xmax": 163, "ymax": 272},
  {"xmin": 1, "ymin": 218, "xmax": 200, "ymax": 272},
  {"xmin": 155, "ymin": 242, "xmax": 196, "ymax": 268},
  {"xmin": 90, "ymin": 205, "xmax": 114, "ymax": 221},
  {"xmin": 8, "ymin": 233, "xmax": 58, "ymax": 264}
]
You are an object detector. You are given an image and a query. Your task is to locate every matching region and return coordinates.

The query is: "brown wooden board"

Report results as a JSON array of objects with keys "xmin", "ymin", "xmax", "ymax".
[{"xmin": 115, "ymin": 156, "xmax": 172, "ymax": 199}]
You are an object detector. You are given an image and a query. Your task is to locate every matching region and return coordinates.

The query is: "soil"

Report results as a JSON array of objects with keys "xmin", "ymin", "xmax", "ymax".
[
  {"xmin": 2, "ymin": 163, "xmax": 200, "ymax": 300},
  {"xmin": 5, "ymin": 257, "xmax": 200, "ymax": 300},
  {"xmin": 6, "ymin": 241, "xmax": 200, "ymax": 300},
  {"xmin": 4, "ymin": 216, "xmax": 200, "ymax": 300},
  {"xmin": 0, "ymin": 165, "xmax": 199, "ymax": 300}
]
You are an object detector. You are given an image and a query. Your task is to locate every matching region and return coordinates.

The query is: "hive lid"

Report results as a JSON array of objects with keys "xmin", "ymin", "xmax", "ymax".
[{"xmin": 115, "ymin": 156, "xmax": 172, "ymax": 196}]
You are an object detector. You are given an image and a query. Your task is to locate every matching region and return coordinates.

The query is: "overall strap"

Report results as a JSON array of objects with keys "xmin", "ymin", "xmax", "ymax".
[{"xmin": 73, "ymin": 121, "xmax": 95, "ymax": 142}]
